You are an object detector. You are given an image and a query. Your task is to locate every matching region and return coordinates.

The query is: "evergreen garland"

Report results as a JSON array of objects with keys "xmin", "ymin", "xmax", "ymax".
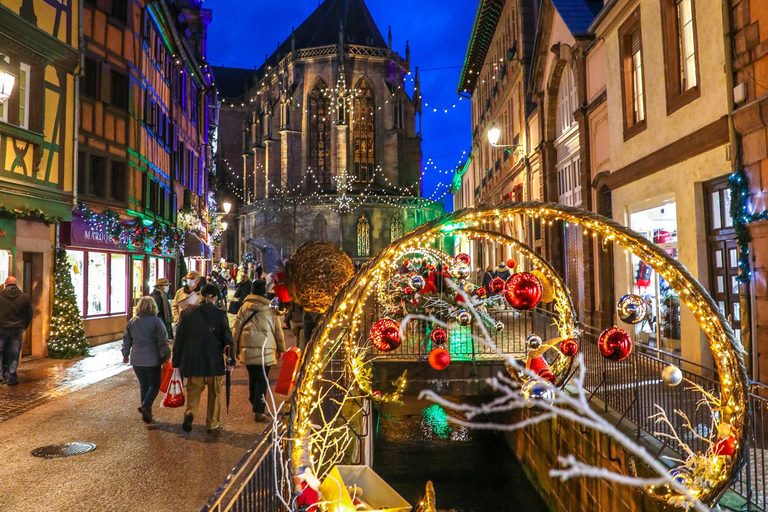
[
  {"xmin": 728, "ymin": 169, "xmax": 768, "ymax": 283},
  {"xmin": 47, "ymin": 249, "xmax": 89, "ymax": 358},
  {"xmin": 0, "ymin": 205, "xmax": 62, "ymax": 226}
]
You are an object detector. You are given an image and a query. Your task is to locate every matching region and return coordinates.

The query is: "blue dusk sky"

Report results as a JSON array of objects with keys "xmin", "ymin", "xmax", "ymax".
[{"xmin": 204, "ymin": 0, "xmax": 475, "ymax": 210}]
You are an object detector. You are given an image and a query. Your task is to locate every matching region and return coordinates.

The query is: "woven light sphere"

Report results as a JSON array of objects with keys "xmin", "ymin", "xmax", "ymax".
[{"xmin": 286, "ymin": 241, "xmax": 355, "ymax": 313}]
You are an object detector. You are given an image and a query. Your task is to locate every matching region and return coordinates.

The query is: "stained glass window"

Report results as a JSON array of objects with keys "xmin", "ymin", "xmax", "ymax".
[
  {"xmin": 391, "ymin": 212, "xmax": 403, "ymax": 241},
  {"xmin": 357, "ymin": 215, "xmax": 370, "ymax": 257},
  {"xmin": 312, "ymin": 213, "xmax": 327, "ymax": 241},
  {"xmin": 309, "ymin": 80, "xmax": 331, "ymax": 186},
  {"xmin": 353, "ymin": 80, "xmax": 375, "ymax": 183}
]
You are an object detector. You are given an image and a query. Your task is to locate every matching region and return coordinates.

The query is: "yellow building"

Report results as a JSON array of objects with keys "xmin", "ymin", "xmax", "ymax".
[{"xmin": 0, "ymin": 0, "xmax": 79, "ymax": 357}]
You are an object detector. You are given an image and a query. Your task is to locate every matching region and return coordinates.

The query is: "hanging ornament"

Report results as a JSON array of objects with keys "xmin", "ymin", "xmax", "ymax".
[
  {"xmin": 522, "ymin": 380, "xmax": 555, "ymax": 406},
  {"xmin": 270, "ymin": 297, "xmax": 281, "ymax": 310},
  {"xmin": 714, "ymin": 427, "xmax": 736, "ymax": 456},
  {"xmin": 476, "ymin": 286, "xmax": 487, "ymax": 298},
  {"xmin": 504, "ymin": 273, "xmax": 543, "ymax": 310},
  {"xmin": 463, "ymin": 282, "xmax": 475, "ymax": 294},
  {"xmin": 428, "ymin": 347, "xmax": 451, "ymax": 370},
  {"xmin": 450, "ymin": 265, "xmax": 470, "ymax": 281},
  {"xmin": 530, "ymin": 269, "xmax": 555, "ymax": 304},
  {"xmin": 456, "ymin": 310, "xmax": 471, "ymax": 326},
  {"xmin": 559, "ymin": 338, "xmax": 579, "ymax": 357},
  {"xmin": 454, "ymin": 253, "xmax": 471, "ymax": 266},
  {"xmin": 526, "ymin": 334, "xmax": 543, "ymax": 351},
  {"xmin": 617, "ymin": 294, "xmax": 648, "ymax": 324},
  {"xmin": 372, "ymin": 390, "xmax": 382, "ymax": 400},
  {"xmin": 661, "ymin": 365, "xmax": 683, "ymax": 386},
  {"xmin": 411, "ymin": 275, "xmax": 425, "ymax": 290},
  {"xmin": 598, "ymin": 327, "xmax": 633, "ymax": 361},
  {"xmin": 494, "ymin": 320, "xmax": 504, "ymax": 332},
  {"xmin": 370, "ymin": 319, "xmax": 402, "ymax": 352},
  {"xmin": 430, "ymin": 328, "xmax": 448, "ymax": 346},
  {"xmin": 668, "ymin": 467, "xmax": 694, "ymax": 487},
  {"xmin": 488, "ymin": 277, "xmax": 505, "ymax": 294},
  {"xmin": 506, "ymin": 258, "xmax": 518, "ymax": 270},
  {"xmin": 403, "ymin": 286, "xmax": 414, "ymax": 295}
]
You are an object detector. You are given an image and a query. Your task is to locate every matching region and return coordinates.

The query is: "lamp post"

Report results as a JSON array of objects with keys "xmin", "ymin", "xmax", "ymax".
[
  {"xmin": 487, "ymin": 122, "xmax": 522, "ymax": 151},
  {"xmin": 222, "ymin": 201, "xmax": 232, "ymax": 214},
  {"xmin": 0, "ymin": 55, "xmax": 16, "ymax": 105}
]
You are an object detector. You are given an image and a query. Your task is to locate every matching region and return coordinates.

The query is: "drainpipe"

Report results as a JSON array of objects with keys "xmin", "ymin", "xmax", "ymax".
[{"xmin": 72, "ymin": 0, "xmax": 84, "ymax": 211}]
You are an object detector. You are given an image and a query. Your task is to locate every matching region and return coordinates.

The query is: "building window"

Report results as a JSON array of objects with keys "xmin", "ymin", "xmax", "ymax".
[
  {"xmin": 110, "ymin": 0, "xmax": 128, "ymax": 24},
  {"xmin": 357, "ymin": 214, "xmax": 370, "ymax": 257},
  {"xmin": 557, "ymin": 155, "xmax": 582, "ymax": 207},
  {"xmin": 353, "ymin": 80, "xmax": 375, "ymax": 183},
  {"xmin": 83, "ymin": 57, "xmax": 99, "ymax": 98},
  {"xmin": 18, "ymin": 63, "xmax": 30, "ymax": 129},
  {"xmin": 88, "ymin": 155, "xmax": 107, "ymax": 197},
  {"xmin": 390, "ymin": 212, "xmax": 403, "ymax": 241},
  {"xmin": 556, "ymin": 66, "xmax": 577, "ymax": 139},
  {"xmin": 87, "ymin": 252, "xmax": 108, "ymax": 315},
  {"xmin": 67, "ymin": 249, "xmax": 129, "ymax": 318},
  {"xmin": 308, "ymin": 80, "xmax": 331, "ymax": 186},
  {"xmin": 109, "ymin": 161, "xmax": 127, "ymax": 201},
  {"xmin": 661, "ymin": 0, "xmax": 699, "ymax": 113},
  {"xmin": 619, "ymin": 9, "xmax": 646, "ymax": 139},
  {"xmin": 110, "ymin": 69, "xmax": 129, "ymax": 110},
  {"xmin": 312, "ymin": 213, "xmax": 327, "ymax": 241}
]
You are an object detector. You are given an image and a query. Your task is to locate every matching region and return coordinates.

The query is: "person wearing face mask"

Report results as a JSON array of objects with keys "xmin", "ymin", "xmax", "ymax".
[
  {"xmin": 172, "ymin": 271, "xmax": 202, "ymax": 326},
  {"xmin": 151, "ymin": 278, "xmax": 173, "ymax": 338}
]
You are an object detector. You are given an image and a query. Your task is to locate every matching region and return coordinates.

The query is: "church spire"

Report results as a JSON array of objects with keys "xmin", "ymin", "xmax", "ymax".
[
  {"xmin": 388, "ymin": 26, "xmax": 392, "ymax": 50},
  {"xmin": 405, "ymin": 40, "xmax": 410, "ymax": 66}
]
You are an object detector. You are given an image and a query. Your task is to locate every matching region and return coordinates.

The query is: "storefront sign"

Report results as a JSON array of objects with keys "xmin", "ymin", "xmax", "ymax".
[{"xmin": 63, "ymin": 219, "xmax": 132, "ymax": 251}]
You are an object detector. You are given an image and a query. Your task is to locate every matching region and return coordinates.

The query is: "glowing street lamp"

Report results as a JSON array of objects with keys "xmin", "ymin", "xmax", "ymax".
[
  {"xmin": 0, "ymin": 55, "xmax": 16, "ymax": 105},
  {"xmin": 222, "ymin": 201, "xmax": 232, "ymax": 214},
  {"xmin": 221, "ymin": 221, "xmax": 228, "ymax": 231},
  {"xmin": 487, "ymin": 123, "xmax": 501, "ymax": 146}
]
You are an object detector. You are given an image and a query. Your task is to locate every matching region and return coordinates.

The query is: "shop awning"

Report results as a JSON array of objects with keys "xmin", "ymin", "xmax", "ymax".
[{"xmin": 184, "ymin": 232, "xmax": 211, "ymax": 259}]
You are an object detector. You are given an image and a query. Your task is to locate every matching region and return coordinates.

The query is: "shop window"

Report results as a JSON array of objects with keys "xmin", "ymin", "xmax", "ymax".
[
  {"xmin": 132, "ymin": 258, "xmax": 144, "ymax": 310},
  {"xmin": 629, "ymin": 203, "xmax": 680, "ymax": 350},
  {"xmin": 87, "ymin": 252, "xmax": 108, "ymax": 315},
  {"xmin": 0, "ymin": 250, "xmax": 10, "ymax": 283},
  {"xmin": 110, "ymin": 254, "xmax": 126, "ymax": 313},
  {"xmin": 66, "ymin": 251, "xmax": 85, "ymax": 315}
]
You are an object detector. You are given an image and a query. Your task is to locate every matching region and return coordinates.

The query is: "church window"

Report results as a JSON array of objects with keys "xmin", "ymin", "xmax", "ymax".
[
  {"xmin": 309, "ymin": 81, "xmax": 331, "ymax": 186},
  {"xmin": 391, "ymin": 212, "xmax": 403, "ymax": 241},
  {"xmin": 312, "ymin": 213, "xmax": 327, "ymax": 241},
  {"xmin": 357, "ymin": 215, "xmax": 370, "ymax": 257},
  {"xmin": 353, "ymin": 80, "xmax": 375, "ymax": 183}
]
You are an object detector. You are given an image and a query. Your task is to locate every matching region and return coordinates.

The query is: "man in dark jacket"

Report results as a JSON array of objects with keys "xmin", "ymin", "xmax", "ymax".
[
  {"xmin": 0, "ymin": 277, "xmax": 33, "ymax": 385},
  {"xmin": 150, "ymin": 278, "xmax": 173, "ymax": 338},
  {"xmin": 172, "ymin": 284, "xmax": 235, "ymax": 433}
]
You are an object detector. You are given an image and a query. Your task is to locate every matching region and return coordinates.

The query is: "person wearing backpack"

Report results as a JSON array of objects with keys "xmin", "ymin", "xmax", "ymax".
[
  {"xmin": 232, "ymin": 279, "xmax": 286, "ymax": 422},
  {"xmin": 173, "ymin": 284, "xmax": 235, "ymax": 433}
]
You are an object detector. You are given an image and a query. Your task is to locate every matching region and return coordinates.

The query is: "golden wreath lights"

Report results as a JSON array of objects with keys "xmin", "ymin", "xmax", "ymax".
[{"xmin": 285, "ymin": 241, "xmax": 355, "ymax": 314}]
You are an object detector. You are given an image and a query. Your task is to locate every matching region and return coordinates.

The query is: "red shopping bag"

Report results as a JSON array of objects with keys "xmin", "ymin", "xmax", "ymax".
[
  {"xmin": 161, "ymin": 368, "xmax": 185, "ymax": 408},
  {"xmin": 275, "ymin": 347, "xmax": 301, "ymax": 395},
  {"xmin": 159, "ymin": 360, "xmax": 173, "ymax": 394}
]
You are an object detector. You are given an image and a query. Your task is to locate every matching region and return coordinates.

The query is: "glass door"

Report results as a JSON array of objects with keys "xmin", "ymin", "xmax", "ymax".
[{"xmin": 131, "ymin": 256, "xmax": 144, "ymax": 315}]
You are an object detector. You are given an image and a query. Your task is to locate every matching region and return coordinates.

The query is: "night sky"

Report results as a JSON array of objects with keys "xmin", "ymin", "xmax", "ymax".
[{"xmin": 204, "ymin": 0, "xmax": 474, "ymax": 210}]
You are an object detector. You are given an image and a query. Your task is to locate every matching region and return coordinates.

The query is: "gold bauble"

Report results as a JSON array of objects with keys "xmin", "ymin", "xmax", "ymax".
[
  {"xmin": 285, "ymin": 241, "xmax": 355, "ymax": 313},
  {"xmin": 531, "ymin": 269, "xmax": 554, "ymax": 303}
]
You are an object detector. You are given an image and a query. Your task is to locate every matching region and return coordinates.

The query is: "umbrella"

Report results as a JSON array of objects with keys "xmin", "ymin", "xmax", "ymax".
[{"xmin": 223, "ymin": 345, "xmax": 232, "ymax": 414}]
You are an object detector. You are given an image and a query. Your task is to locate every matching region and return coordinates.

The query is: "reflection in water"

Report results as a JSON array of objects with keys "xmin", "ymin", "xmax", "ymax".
[{"xmin": 374, "ymin": 396, "xmax": 549, "ymax": 512}]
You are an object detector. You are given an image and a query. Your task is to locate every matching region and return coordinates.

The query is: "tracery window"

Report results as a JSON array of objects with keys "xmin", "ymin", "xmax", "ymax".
[
  {"xmin": 309, "ymin": 80, "xmax": 331, "ymax": 186},
  {"xmin": 390, "ymin": 212, "xmax": 403, "ymax": 241},
  {"xmin": 357, "ymin": 214, "xmax": 370, "ymax": 257},
  {"xmin": 353, "ymin": 80, "xmax": 375, "ymax": 183},
  {"xmin": 312, "ymin": 213, "xmax": 327, "ymax": 241}
]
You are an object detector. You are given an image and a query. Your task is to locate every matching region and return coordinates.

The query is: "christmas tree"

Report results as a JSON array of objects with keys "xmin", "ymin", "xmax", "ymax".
[{"xmin": 47, "ymin": 249, "xmax": 88, "ymax": 358}]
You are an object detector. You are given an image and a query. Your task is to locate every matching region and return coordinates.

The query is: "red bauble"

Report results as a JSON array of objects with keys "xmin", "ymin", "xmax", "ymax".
[
  {"xmin": 370, "ymin": 319, "xmax": 402, "ymax": 352},
  {"xmin": 559, "ymin": 338, "xmax": 580, "ymax": 357},
  {"xmin": 428, "ymin": 348, "xmax": 451, "ymax": 370},
  {"xmin": 403, "ymin": 286, "xmax": 414, "ymax": 295},
  {"xmin": 489, "ymin": 277, "xmax": 505, "ymax": 294},
  {"xmin": 430, "ymin": 328, "xmax": 448, "ymax": 345},
  {"xmin": 598, "ymin": 327, "xmax": 633, "ymax": 361},
  {"xmin": 504, "ymin": 273, "xmax": 543, "ymax": 310},
  {"xmin": 714, "ymin": 435, "xmax": 736, "ymax": 456},
  {"xmin": 476, "ymin": 286, "xmax": 487, "ymax": 298},
  {"xmin": 507, "ymin": 258, "xmax": 518, "ymax": 270},
  {"xmin": 454, "ymin": 253, "xmax": 471, "ymax": 266}
]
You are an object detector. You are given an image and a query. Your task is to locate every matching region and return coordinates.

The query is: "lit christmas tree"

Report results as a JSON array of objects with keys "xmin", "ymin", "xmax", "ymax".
[{"xmin": 47, "ymin": 249, "xmax": 88, "ymax": 358}]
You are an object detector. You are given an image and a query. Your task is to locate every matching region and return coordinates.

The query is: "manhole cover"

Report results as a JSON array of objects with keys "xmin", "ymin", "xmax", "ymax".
[{"xmin": 31, "ymin": 442, "xmax": 96, "ymax": 459}]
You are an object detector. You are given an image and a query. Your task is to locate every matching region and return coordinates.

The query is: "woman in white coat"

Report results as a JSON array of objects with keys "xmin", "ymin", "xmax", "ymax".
[{"xmin": 232, "ymin": 279, "xmax": 286, "ymax": 421}]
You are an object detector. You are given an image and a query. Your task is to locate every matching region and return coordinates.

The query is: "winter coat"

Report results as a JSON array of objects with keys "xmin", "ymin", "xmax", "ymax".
[
  {"xmin": 289, "ymin": 302, "xmax": 304, "ymax": 324},
  {"xmin": 151, "ymin": 287, "xmax": 173, "ymax": 336},
  {"xmin": 172, "ymin": 287, "xmax": 200, "ymax": 325},
  {"xmin": 494, "ymin": 268, "xmax": 511, "ymax": 281},
  {"xmin": 233, "ymin": 278, "xmax": 251, "ymax": 302},
  {"xmin": 121, "ymin": 313, "xmax": 170, "ymax": 367},
  {"xmin": 0, "ymin": 284, "xmax": 32, "ymax": 331},
  {"xmin": 232, "ymin": 295, "xmax": 286, "ymax": 366},
  {"xmin": 172, "ymin": 302, "xmax": 234, "ymax": 378}
]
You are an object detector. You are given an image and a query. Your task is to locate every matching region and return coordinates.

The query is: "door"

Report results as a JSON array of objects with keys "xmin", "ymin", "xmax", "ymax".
[
  {"xmin": 131, "ymin": 256, "xmax": 145, "ymax": 316},
  {"xmin": 705, "ymin": 177, "xmax": 740, "ymax": 340},
  {"xmin": 21, "ymin": 252, "xmax": 43, "ymax": 357}
]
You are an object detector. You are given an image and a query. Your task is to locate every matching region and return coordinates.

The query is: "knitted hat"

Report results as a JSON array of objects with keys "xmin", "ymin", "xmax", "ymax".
[
  {"xmin": 251, "ymin": 279, "xmax": 267, "ymax": 297},
  {"xmin": 200, "ymin": 283, "xmax": 219, "ymax": 298}
]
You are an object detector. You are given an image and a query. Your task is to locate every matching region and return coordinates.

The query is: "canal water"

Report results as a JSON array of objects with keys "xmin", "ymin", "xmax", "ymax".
[{"xmin": 373, "ymin": 396, "xmax": 550, "ymax": 512}]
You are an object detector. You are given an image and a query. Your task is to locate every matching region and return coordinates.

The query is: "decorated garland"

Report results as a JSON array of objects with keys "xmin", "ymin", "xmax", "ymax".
[
  {"xmin": 0, "ymin": 205, "xmax": 62, "ymax": 226},
  {"xmin": 728, "ymin": 168, "xmax": 768, "ymax": 283},
  {"xmin": 76, "ymin": 204, "xmax": 182, "ymax": 255}
]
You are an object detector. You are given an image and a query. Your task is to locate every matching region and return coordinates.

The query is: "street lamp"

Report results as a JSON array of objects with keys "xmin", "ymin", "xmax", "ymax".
[
  {"xmin": 221, "ymin": 221, "xmax": 228, "ymax": 231},
  {"xmin": 222, "ymin": 201, "xmax": 232, "ymax": 214},
  {"xmin": 487, "ymin": 122, "xmax": 522, "ymax": 152},
  {"xmin": 0, "ymin": 55, "xmax": 16, "ymax": 105}
]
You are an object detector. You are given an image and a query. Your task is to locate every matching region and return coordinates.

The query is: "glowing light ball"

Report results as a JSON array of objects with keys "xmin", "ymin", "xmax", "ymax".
[
  {"xmin": 506, "ymin": 258, "xmax": 518, "ymax": 270},
  {"xmin": 598, "ymin": 327, "xmax": 633, "ymax": 361},
  {"xmin": 488, "ymin": 277, "xmax": 505, "ymax": 294},
  {"xmin": 411, "ymin": 275, "xmax": 425, "ymax": 290},
  {"xmin": 559, "ymin": 338, "xmax": 579, "ymax": 357},
  {"xmin": 617, "ymin": 294, "xmax": 648, "ymax": 324},
  {"xmin": 450, "ymin": 265, "xmax": 470, "ymax": 281},
  {"xmin": 661, "ymin": 365, "xmax": 683, "ymax": 386},
  {"xmin": 428, "ymin": 348, "xmax": 451, "ymax": 370},
  {"xmin": 454, "ymin": 253, "xmax": 471, "ymax": 266},
  {"xmin": 430, "ymin": 328, "xmax": 448, "ymax": 345},
  {"xmin": 370, "ymin": 319, "xmax": 402, "ymax": 352},
  {"xmin": 526, "ymin": 334, "xmax": 543, "ymax": 351},
  {"xmin": 504, "ymin": 272, "xmax": 543, "ymax": 310},
  {"xmin": 285, "ymin": 241, "xmax": 354, "ymax": 313},
  {"xmin": 456, "ymin": 310, "xmax": 472, "ymax": 326}
]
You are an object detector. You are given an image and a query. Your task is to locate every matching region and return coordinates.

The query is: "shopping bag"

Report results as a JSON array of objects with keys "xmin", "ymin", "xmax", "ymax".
[
  {"xmin": 275, "ymin": 347, "xmax": 301, "ymax": 395},
  {"xmin": 161, "ymin": 368, "xmax": 185, "ymax": 408},
  {"xmin": 159, "ymin": 360, "xmax": 173, "ymax": 394}
]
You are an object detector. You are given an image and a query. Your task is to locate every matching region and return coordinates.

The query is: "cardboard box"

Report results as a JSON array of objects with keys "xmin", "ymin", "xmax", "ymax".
[{"xmin": 319, "ymin": 465, "xmax": 412, "ymax": 512}]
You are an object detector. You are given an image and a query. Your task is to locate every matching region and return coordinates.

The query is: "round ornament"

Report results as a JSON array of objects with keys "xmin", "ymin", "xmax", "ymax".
[
  {"xmin": 476, "ymin": 287, "xmax": 487, "ymax": 298},
  {"xmin": 428, "ymin": 347, "xmax": 451, "ymax": 370},
  {"xmin": 506, "ymin": 258, "xmax": 518, "ymax": 270},
  {"xmin": 403, "ymin": 286, "xmax": 414, "ymax": 295},
  {"xmin": 522, "ymin": 380, "xmax": 555, "ymax": 406},
  {"xmin": 661, "ymin": 365, "xmax": 683, "ymax": 386},
  {"xmin": 559, "ymin": 338, "xmax": 579, "ymax": 357},
  {"xmin": 617, "ymin": 294, "xmax": 648, "ymax": 324},
  {"xmin": 430, "ymin": 328, "xmax": 448, "ymax": 346},
  {"xmin": 504, "ymin": 272, "xmax": 543, "ymax": 310},
  {"xmin": 454, "ymin": 253, "xmax": 471, "ymax": 266},
  {"xmin": 411, "ymin": 275, "xmax": 425, "ymax": 290},
  {"xmin": 668, "ymin": 467, "xmax": 693, "ymax": 487},
  {"xmin": 488, "ymin": 277, "xmax": 505, "ymax": 294},
  {"xmin": 530, "ymin": 270, "xmax": 555, "ymax": 304},
  {"xmin": 494, "ymin": 320, "xmax": 504, "ymax": 332},
  {"xmin": 456, "ymin": 310, "xmax": 472, "ymax": 326},
  {"xmin": 285, "ymin": 241, "xmax": 355, "ymax": 313},
  {"xmin": 450, "ymin": 265, "xmax": 470, "ymax": 281},
  {"xmin": 714, "ymin": 434, "xmax": 736, "ymax": 456},
  {"xmin": 372, "ymin": 391, "xmax": 382, "ymax": 400},
  {"xmin": 269, "ymin": 297, "xmax": 280, "ymax": 310},
  {"xmin": 598, "ymin": 327, "xmax": 633, "ymax": 361},
  {"xmin": 370, "ymin": 319, "xmax": 402, "ymax": 352},
  {"xmin": 526, "ymin": 334, "xmax": 543, "ymax": 351},
  {"xmin": 463, "ymin": 282, "xmax": 475, "ymax": 294}
]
